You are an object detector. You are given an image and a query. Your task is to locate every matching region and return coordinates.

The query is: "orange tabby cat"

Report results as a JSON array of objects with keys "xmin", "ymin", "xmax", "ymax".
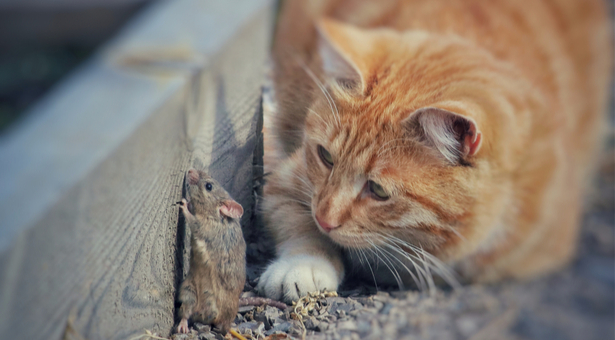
[{"xmin": 257, "ymin": 0, "xmax": 612, "ymax": 302}]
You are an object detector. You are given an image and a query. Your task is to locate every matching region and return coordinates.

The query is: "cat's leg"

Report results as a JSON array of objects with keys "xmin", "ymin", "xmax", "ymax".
[
  {"xmin": 258, "ymin": 235, "xmax": 344, "ymax": 303},
  {"xmin": 258, "ymin": 150, "xmax": 345, "ymax": 303}
]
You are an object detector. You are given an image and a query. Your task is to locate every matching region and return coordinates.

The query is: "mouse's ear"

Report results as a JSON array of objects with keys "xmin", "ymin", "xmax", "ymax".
[{"xmin": 220, "ymin": 199, "xmax": 243, "ymax": 219}]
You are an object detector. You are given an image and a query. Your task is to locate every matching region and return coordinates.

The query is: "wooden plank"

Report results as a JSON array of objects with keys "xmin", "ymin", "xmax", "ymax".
[
  {"xmin": 0, "ymin": 0, "xmax": 148, "ymax": 8},
  {"xmin": 0, "ymin": 0, "xmax": 271, "ymax": 251},
  {"xmin": 0, "ymin": 1, "xmax": 273, "ymax": 339}
]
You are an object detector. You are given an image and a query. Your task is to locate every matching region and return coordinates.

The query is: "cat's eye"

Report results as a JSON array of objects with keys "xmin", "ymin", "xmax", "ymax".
[
  {"xmin": 205, "ymin": 183, "xmax": 213, "ymax": 191},
  {"xmin": 318, "ymin": 145, "xmax": 334, "ymax": 168},
  {"xmin": 368, "ymin": 180, "xmax": 389, "ymax": 200}
]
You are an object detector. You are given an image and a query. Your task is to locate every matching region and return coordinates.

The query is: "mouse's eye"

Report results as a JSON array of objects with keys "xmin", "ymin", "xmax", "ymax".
[{"xmin": 205, "ymin": 183, "xmax": 213, "ymax": 191}]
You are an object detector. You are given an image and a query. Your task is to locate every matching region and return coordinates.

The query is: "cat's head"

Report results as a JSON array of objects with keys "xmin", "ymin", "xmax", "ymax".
[{"xmin": 301, "ymin": 18, "xmax": 522, "ymax": 262}]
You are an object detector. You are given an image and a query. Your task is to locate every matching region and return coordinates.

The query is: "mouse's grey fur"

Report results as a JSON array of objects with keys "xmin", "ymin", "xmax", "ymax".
[{"xmin": 177, "ymin": 169, "xmax": 246, "ymax": 335}]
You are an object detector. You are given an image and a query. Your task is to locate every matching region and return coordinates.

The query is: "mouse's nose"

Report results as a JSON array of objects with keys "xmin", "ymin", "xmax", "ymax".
[{"xmin": 315, "ymin": 215, "xmax": 340, "ymax": 233}]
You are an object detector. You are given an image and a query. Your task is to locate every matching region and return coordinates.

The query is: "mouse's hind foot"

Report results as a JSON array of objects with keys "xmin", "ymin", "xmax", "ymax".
[
  {"xmin": 214, "ymin": 322, "xmax": 231, "ymax": 335},
  {"xmin": 177, "ymin": 318, "xmax": 189, "ymax": 334},
  {"xmin": 194, "ymin": 305, "xmax": 219, "ymax": 325}
]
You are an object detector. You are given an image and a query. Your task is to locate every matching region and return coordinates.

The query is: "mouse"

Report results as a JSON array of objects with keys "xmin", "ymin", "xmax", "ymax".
[{"xmin": 176, "ymin": 169, "xmax": 246, "ymax": 335}]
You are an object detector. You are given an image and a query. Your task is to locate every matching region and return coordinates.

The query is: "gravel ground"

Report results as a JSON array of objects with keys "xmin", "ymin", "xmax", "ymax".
[{"xmin": 169, "ymin": 119, "xmax": 614, "ymax": 339}]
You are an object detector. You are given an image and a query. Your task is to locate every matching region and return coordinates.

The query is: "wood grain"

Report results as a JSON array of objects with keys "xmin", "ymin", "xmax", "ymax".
[{"xmin": 0, "ymin": 1, "xmax": 273, "ymax": 339}]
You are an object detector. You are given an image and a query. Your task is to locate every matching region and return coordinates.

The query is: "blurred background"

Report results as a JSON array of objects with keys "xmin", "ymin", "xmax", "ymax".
[{"xmin": 0, "ymin": 0, "xmax": 153, "ymax": 132}]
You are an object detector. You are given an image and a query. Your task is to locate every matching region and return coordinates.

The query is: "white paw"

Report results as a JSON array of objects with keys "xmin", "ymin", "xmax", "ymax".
[{"xmin": 257, "ymin": 255, "xmax": 341, "ymax": 303}]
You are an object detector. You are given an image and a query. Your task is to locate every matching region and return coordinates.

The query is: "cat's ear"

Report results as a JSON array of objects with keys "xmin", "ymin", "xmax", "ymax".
[
  {"xmin": 316, "ymin": 19, "xmax": 365, "ymax": 92},
  {"xmin": 403, "ymin": 107, "xmax": 483, "ymax": 164}
]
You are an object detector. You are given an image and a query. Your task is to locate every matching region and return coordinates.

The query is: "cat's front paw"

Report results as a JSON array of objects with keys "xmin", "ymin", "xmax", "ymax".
[{"xmin": 257, "ymin": 255, "xmax": 341, "ymax": 303}]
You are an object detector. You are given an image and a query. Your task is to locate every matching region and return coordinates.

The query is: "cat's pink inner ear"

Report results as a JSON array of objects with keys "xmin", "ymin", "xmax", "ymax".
[
  {"xmin": 404, "ymin": 107, "xmax": 483, "ymax": 163},
  {"xmin": 466, "ymin": 127, "xmax": 482, "ymax": 156},
  {"xmin": 316, "ymin": 19, "xmax": 365, "ymax": 91},
  {"xmin": 220, "ymin": 199, "xmax": 243, "ymax": 219}
]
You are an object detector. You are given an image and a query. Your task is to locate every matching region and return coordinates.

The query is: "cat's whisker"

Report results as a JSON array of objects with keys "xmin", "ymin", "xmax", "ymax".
[
  {"xmin": 292, "ymin": 184, "xmax": 314, "ymax": 200},
  {"xmin": 285, "ymin": 214, "xmax": 317, "ymax": 228},
  {"xmin": 297, "ymin": 191, "xmax": 313, "ymax": 200},
  {"xmin": 381, "ymin": 249, "xmax": 406, "ymax": 291},
  {"xmin": 295, "ymin": 176, "xmax": 314, "ymax": 191},
  {"xmin": 388, "ymin": 245, "xmax": 430, "ymax": 291},
  {"xmin": 289, "ymin": 197, "xmax": 311, "ymax": 205},
  {"xmin": 275, "ymin": 125, "xmax": 307, "ymax": 133},
  {"xmin": 307, "ymin": 108, "xmax": 332, "ymax": 130},
  {"xmin": 445, "ymin": 226, "xmax": 465, "ymax": 241},
  {"xmin": 349, "ymin": 241, "xmax": 364, "ymax": 266},
  {"xmin": 378, "ymin": 242, "xmax": 424, "ymax": 291},
  {"xmin": 290, "ymin": 212, "xmax": 314, "ymax": 218},
  {"xmin": 372, "ymin": 234, "xmax": 430, "ymax": 291},
  {"xmin": 404, "ymin": 243, "xmax": 437, "ymax": 294},
  {"xmin": 367, "ymin": 234, "xmax": 414, "ymax": 290},
  {"xmin": 395, "ymin": 246, "xmax": 436, "ymax": 294},
  {"xmin": 367, "ymin": 246, "xmax": 399, "ymax": 288},
  {"xmin": 298, "ymin": 62, "xmax": 341, "ymax": 127},
  {"xmin": 287, "ymin": 206, "xmax": 313, "ymax": 216},
  {"xmin": 361, "ymin": 248, "xmax": 379, "ymax": 291},
  {"xmin": 415, "ymin": 246, "xmax": 437, "ymax": 295},
  {"xmin": 291, "ymin": 180, "xmax": 313, "ymax": 192},
  {"xmin": 292, "ymin": 187, "xmax": 313, "ymax": 200},
  {"xmin": 367, "ymin": 239, "xmax": 405, "ymax": 290},
  {"xmin": 383, "ymin": 234, "xmax": 461, "ymax": 290},
  {"xmin": 374, "ymin": 234, "xmax": 436, "ymax": 292},
  {"xmin": 349, "ymin": 238, "xmax": 379, "ymax": 290},
  {"xmin": 415, "ymin": 243, "xmax": 461, "ymax": 290},
  {"xmin": 298, "ymin": 220, "xmax": 318, "ymax": 228},
  {"xmin": 283, "ymin": 197, "xmax": 312, "ymax": 208}
]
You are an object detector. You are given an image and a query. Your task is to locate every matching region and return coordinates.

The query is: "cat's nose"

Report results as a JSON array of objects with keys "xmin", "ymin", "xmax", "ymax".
[{"xmin": 315, "ymin": 215, "xmax": 339, "ymax": 233}]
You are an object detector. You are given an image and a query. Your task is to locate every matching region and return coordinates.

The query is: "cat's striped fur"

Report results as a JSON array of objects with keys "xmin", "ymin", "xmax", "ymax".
[{"xmin": 257, "ymin": 0, "xmax": 612, "ymax": 303}]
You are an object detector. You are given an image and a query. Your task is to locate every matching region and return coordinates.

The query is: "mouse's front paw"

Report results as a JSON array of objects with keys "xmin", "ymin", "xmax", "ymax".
[
  {"xmin": 179, "ymin": 199, "xmax": 192, "ymax": 216},
  {"xmin": 256, "ymin": 255, "xmax": 341, "ymax": 304}
]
